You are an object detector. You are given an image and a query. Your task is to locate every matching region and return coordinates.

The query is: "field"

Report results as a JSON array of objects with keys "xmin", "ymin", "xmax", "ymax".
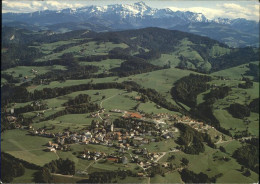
[
  {"xmin": 2, "ymin": 65, "xmax": 67, "ymax": 83},
  {"xmin": 35, "ymin": 41, "xmax": 129, "ymax": 62},
  {"xmin": 79, "ymin": 59, "xmax": 125, "ymax": 73},
  {"xmin": 1, "ymin": 129, "xmax": 57, "ymax": 166},
  {"xmin": 12, "ymin": 168, "xmax": 37, "ymax": 183},
  {"xmin": 211, "ymin": 61, "xmax": 258, "ymax": 80},
  {"xmin": 165, "ymin": 145, "xmax": 258, "ymax": 183}
]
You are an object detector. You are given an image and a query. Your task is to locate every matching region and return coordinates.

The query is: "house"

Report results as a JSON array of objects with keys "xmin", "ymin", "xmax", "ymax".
[
  {"xmin": 48, "ymin": 141, "xmax": 52, "ymax": 147},
  {"xmin": 139, "ymin": 161, "xmax": 144, "ymax": 167},
  {"xmin": 121, "ymin": 156, "xmax": 129, "ymax": 164},
  {"xmin": 162, "ymin": 163, "xmax": 169, "ymax": 167},
  {"xmin": 137, "ymin": 173, "xmax": 144, "ymax": 177},
  {"xmin": 162, "ymin": 131, "xmax": 174, "ymax": 139},
  {"xmin": 82, "ymin": 136, "xmax": 87, "ymax": 142},
  {"xmin": 123, "ymin": 112, "xmax": 142, "ymax": 119},
  {"xmin": 60, "ymin": 138, "xmax": 65, "ymax": 145},
  {"xmin": 7, "ymin": 116, "xmax": 17, "ymax": 122},
  {"xmin": 107, "ymin": 157, "xmax": 119, "ymax": 162},
  {"xmin": 47, "ymin": 147, "xmax": 56, "ymax": 152},
  {"xmin": 81, "ymin": 154, "xmax": 87, "ymax": 159},
  {"xmin": 135, "ymin": 96, "xmax": 141, "ymax": 101},
  {"xmin": 85, "ymin": 131, "xmax": 92, "ymax": 138},
  {"xmin": 52, "ymin": 143, "xmax": 59, "ymax": 149},
  {"xmin": 134, "ymin": 137, "xmax": 143, "ymax": 141},
  {"xmin": 96, "ymin": 133, "xmax": 104, "ymax": 141}
]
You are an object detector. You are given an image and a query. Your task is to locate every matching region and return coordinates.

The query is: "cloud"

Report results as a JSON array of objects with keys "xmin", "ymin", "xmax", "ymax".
[
  {"xmin": 169, "ymin": 3, "xmax": 259, "ymax": 21},
  {"xmin": 169, "ymin": 6, "xmax": 224, "ymax": 20},
  {"xmin": 2, "ymin": 0, "xmax": 86, "ymax": 13}
]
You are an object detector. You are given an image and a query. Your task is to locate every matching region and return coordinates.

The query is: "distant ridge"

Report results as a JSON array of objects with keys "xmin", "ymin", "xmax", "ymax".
[{"xmin": 2, "ymin": 1, "xmax": 259, "ymax": 47}]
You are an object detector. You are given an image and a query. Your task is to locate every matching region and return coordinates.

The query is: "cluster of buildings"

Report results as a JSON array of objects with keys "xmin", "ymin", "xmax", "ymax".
[
  {"xmin": 80, "ymin": 150, "xmax": 106, "ymax": 161},
  {"xmin": 30, "ymin": 111, "xmax": 180, "ymax": 155},
  {"xmin": 174, "ymin": 115, "xmax": 216, "ymax": 132}
]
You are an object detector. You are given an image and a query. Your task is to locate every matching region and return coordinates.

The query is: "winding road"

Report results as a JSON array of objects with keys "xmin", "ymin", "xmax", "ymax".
[{"xmin": 97, "ymin": 92, "xmax": 122, "ymax": 120}]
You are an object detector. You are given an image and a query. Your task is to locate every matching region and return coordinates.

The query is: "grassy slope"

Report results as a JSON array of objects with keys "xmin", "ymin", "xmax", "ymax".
[
  {"xmin": 12, "ymin": 168, "xmax": 37, "ymax": 183},
  {"xmin": 211, "ymin": 61, "xmax": 259, "ymax": 80},
  {"xmin": 35, "ymin": 41, "xmax": 128, "ymax": 62},
  {"xmin": 2, "ymin": 65, "xmax": 67, "ymax": 80},
  {"xmin": 1, "ymin": 129, "xmax": 57, "ymax": 166}
]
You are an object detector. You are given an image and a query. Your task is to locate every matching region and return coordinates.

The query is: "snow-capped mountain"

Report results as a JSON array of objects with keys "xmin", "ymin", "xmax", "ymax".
[
  {"xmin": 2, "ymin": 2, "xmax": 210, "ymax": 27},
  {"xmin": 2, "ymin": 1, "xmax": 258, "ymax": 47}
]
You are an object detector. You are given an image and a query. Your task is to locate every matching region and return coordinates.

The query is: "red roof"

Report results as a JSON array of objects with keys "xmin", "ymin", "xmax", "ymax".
[{"xmin": 124, "ymin": 112, "xmax": 142, "ymax": 119}]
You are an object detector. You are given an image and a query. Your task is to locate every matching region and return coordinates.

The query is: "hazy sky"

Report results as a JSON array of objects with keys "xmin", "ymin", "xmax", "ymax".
[{"xmin": 2, "ymin": 0, "xmax": 259, "ymax": 21}]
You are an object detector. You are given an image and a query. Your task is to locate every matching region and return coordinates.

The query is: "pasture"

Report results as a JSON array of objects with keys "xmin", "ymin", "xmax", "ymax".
[{"xmin": 1, "ymin": 129, "xmax": 57, "ymax": 166}]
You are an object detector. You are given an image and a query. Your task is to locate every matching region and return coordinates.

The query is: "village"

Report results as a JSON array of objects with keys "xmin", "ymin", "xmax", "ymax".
[{"xmin": 12, "ymin": 104, "xmax": 222, "ymax": 173}]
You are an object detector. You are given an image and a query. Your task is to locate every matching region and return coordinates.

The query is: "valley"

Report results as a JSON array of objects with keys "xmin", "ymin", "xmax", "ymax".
[{"xmin": 1, "ymin": 7, "xmax": 259, "ymax": 183}]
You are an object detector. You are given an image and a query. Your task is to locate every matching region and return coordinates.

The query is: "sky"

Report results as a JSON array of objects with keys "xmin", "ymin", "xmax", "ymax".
[{"xmin": 2, "ymin": 0, "xmax": 259, "ymax": 21}]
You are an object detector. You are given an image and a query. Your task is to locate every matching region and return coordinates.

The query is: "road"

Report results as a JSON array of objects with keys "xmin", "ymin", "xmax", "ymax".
[
  {"xmin": 84, "ymin": 158, "xmax": 101, "ymax": 172},
  {"xmin": 154, "ymin": 152, "xmax": 166, "ymax": 162},
  {"xmin": 97, "ymin": 93, "xmax": 121, "ymax": 120},
  {"xmin": 216, "ymin": 136, "xmax": 253, "ymax": 145},
  {"xmin": 51, "ymin": 173, "xmax": 88, "ymax": 180},
  {"xmin": 84, "ymin": 160, "xmax": 95, "ymax": 171},
  {"xmin": 100, "ymin": 93, "xmax": 119, "ymax": 108},
  {"xmin": 147, "ymin": 176, "xmax": 150, "ymax": 184}
]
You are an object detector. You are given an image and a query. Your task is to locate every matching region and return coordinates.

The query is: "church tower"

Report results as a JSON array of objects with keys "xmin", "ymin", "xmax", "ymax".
[{"xmin": 111, "ymin": 122, "xmax": 114, "ymax": 132}]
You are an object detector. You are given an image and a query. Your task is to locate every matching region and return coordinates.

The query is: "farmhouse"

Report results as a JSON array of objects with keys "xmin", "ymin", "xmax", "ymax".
[
  {"xmin": 123, "ymin": 112, "xmax": 142, "ymax": 119},
  {"xmin": 46, "ymin": 147, "xmax": 56, "ymax": 152},
  {"xmin": 7, "ymin": 116, "xmax": 17, "ymax": 122}
]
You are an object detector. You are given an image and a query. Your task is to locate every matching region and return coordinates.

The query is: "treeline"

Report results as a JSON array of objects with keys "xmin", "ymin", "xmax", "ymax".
[
  {"xmin": 175, "ymin": 123, "xmax": 215, "ymax": 154},
  {"xmin": 238, "ymin": 77, "xmax": 253, "ymax": 89},
  {"xmin": 228, "ymin": 103, "xmax": 251, "ymax": 119},
  {"xmin": 2, "ymin": 81, "xmax": 181, "ymax": 114},
  {"xmin": 1, "ymin": 43, "xmax": 42, "ymax": 70},
  {"xmin": 209, "ymin": 47, "xmax": 259, "ymax": 72},
  {"xmin": 245, "ymin": 63, "xmax": 259, "ymax": 82},
  {"xmin": 233, "ymin": 144, "xmax": 259, "ymax": 173},
  {"xmin": 31, "ymin": 51, "xmax": 163, "ymax": 82},
  {"xmin": 94, "ymin": 27, "xmax": 222, "ymax": 54},
  {"xmin": 1, "ymin": 152, "xmax": 42, "ymax": 183},
  {"xmin": 14, "ymin": 103, "xmax": 48, "ymax": 115},
  {"xmin": 135, "ymin": 49, "xmax": 161, "ymax": 60},
  {"xmin": 1, "ymin": 73, "xmax": 20, "ymax": 83},
  {"xmin": 63, "ymin": 94, "xmax": 91, "ymax": 106},
  {"xmin": 171, "ymin": 74, "xmax": 212, "ymax": 107},
  {"xmin": 180, "ymin": 169, "xmax": 218, "ymax": 183},
  {"xmin": 204, "ymin": 86, "xmax": 231, "ymax": 102},
  {"xmin": 1, "ymin": 84, "xmax": 32, "ymax": 104},
  {"xmin": 65, "ymin": 103, "xmax": 99, "ymax": 114},
  {"xmin": 249, "ymin": 98, "xmax": 259, "ymax": 113},
  {"xmin": 113, "ymin": 118, "xmax": 157, "ymax": 132},
  {"xmin": 34, "ymin": 158, "xmax": 75, "ymax": 183},
  {"xmin": 88, "ymin": 170, "xmax": 133, "ymax": 183},
  {"xmin": 189, "ymin": 85, "xmax": 232, "ymax": 135},
  {"xmin": 45, "ymin": 95, "xmax": 99, "ymax": 120},
  {"xmin": 228, "ymin": 97, "xmax": 259, "ymax": 119},
  {"xmin": 1, "ymin": 153, "xmax": 25, "ymax": 183},
  {"xmin": 34, "ymin": 29, "xmax": 96, "ymax": 44},
  {"xmin": 112, "ymin": 58, "xmax": 163, "ymax": 77}
]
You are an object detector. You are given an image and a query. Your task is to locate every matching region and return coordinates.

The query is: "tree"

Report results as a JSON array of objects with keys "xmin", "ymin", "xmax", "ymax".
[
  {"xmin": 181, "ymin": 158, "xmax": 189, "ymax": 166},
  {"xmin": 219, "ymin": 146, "xmax": 226, "ymax": 153},
  {"xmin": 228, "ymin": 103, "xmax": 250, "ymax": 119},
  {"xmin": 35, "ymin": 167, "xmax": 53, "ymax": 183},
  {"xmin": 241, "ymin": 166, "xmax": 245, "ymax": 172},
  {"xmin": 243, "ymin": 169, "xmax": 251, "ymax": 177}
]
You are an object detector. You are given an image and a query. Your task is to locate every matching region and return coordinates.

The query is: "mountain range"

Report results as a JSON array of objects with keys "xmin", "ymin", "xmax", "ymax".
[{"xmin": 2, "ymin": 2, "xmax": 259, "ymax": 47}]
